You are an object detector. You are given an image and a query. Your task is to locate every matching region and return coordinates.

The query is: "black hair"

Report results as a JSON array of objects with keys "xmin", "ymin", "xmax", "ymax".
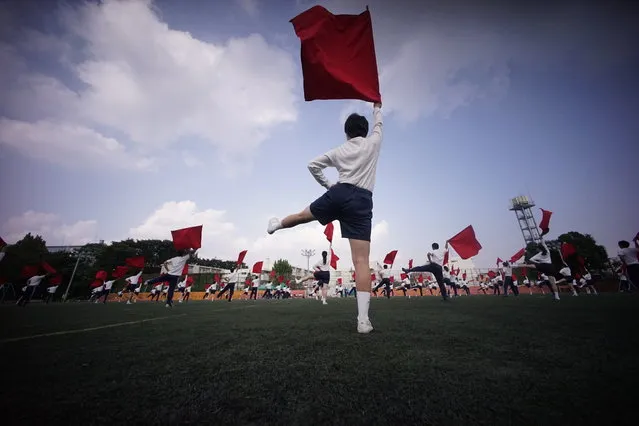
[
  {"xmin": 383, "ymin": 265, "xmax": 388, "ymax": 269},
  {"xmin": 444, "ymin": 266, "xmax": 449, "ymax": 272},
  {"xmin": 618, "ymin": 240, "xmax": 630, "ymax": 249},
  {"xmin": 321, "ymin": 251, "xmax": 328, "ymax": 265},
  {"xmin": 177, "ymin": 249, "xmax": 188, "ymax": 256},
  {"xmin": 344, "ymin": 113, "xmax": 369, "ymax": 139},
  {"xmin": 502, "ymin": 262, "xmax": 509, "ymax": 267},
  {"xmin": 538, "ymin": 243, "xmax": 548, "ymax": 256},
  {"xmin": 432, "ymin": 243, "xmax": 439, "ymax": 250}
]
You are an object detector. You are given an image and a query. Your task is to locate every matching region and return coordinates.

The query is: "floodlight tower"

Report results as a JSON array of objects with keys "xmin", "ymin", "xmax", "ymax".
[
  {"xmin": 509, "ymin": 195, "xmax": 541, "ymax": 246},
  {"xmin": 301, "ymin": 249, "xmax": 315, "ymax": 273}
]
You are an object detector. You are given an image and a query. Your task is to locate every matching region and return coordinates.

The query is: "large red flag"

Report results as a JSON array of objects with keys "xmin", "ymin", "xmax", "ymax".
[
  {"xmin": 95, "ymin": 270, "xmax": 108, "ymax": 281},
  {"xmin": 90, "ymin": 279, "xmax": 103, "ymax": 288},
  {"xmin": 539, "ymin": 209, "xmax": 552, "ymax": 236},
  {"xmin": 408, "ymin": 259, "xmax": 413, "ymax": 269},
  {"xmin": 236, "ymin": 250, "xmax": 248, "ymax": 266},
  {"xmin": 113, "ymin": 266, "xmax": 129, "ymax": 279},
  {"xmin": 324, "ymin": 222, "xmax": 334, "ymax": 243},
  {"xmin": 21, "ymin": 265, "xmax": 40, "ymax": 278},
  {"xmin": 448, "ymin": 226, "xmax": 482, "ymax": 259},
  {"xmin": 41, "ymin": 261, "xmax": 56, "ymax": 274},
  {"xmin": 561, "ymin": 242, "xmax": 577, "ymax": 259},
  {"xmin": 510, "ymin": 248, "xmax": 525, "ymax": 263},
  {"xmin": 330, "ymin": 249, "xmax": 339, "ymax": 269},
  {"xmin": 443, "ymin": 250, "xmax": 449, "ymax": 266},
  {"xmin": 290, "ymin": 6, "xmax": 381, "ymax": 103},
  {"xmin": 171, "ymin": 225, "xmax": 203, "ymax": 250},
  {"xmin": 49, "ymin": 274, "xmax": 63, "ymax": 285},
  {"xmin": 125, "ymin": 256, "xmax": 145, "ymax": 269},
  {"xmin": 383, "ymin": 250, "xmax": 398, "ymax": 265},
  {"xmin": 252, "ymin": 261, "xmax": 264, "ymax": 274},
  {"xmin": 181, "ymin": 264, "xmax": 189, "ymax": 275}
]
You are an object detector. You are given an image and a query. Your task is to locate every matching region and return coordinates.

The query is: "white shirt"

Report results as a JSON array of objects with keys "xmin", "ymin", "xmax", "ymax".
[
  {"xmin": 252, "ymin": 279, "xmax": 259, "ymax": 288},
  {"xmin": 443, "ymin": 269, "xmax": 450, "ymax": 279},
  {"xmin": 225, "ymin": 271, "xmax": 240, "ymax": 283},
  {"xmin": 275, "ymin": 285, "xmax": 281, "ymax": 291},
  {"xmin": 501, "ymin": 265, "xmax": 512, "ymax": 276},
  {"xmin": 266, "ymin": 283, "xmax": 272, "ymax": 290},
  {"xmin": 530, "ymin": 241, "xmax": 551, "ymax": 264},
  {"xmin": 559, "ymin": 267, "xmax": 571, "ymax": 277},
  {"xmin": 584, "ymin": 273, "xmax": 592, "ymax": 280},
  {"xmin": 313, "ymin": 260, "xmax": 330, "ymax": 272},
  {"xmin": 618, "ymin": 247, "xmax": 639, "ymax": 265},
  {"xmin": 47, "ymin": 286, "xmax": 58, "ymax": 294},
  {"xmin": 402, "ymin": 278, "xmax": 410, "ymax": 287},
  {"xmin": 126, "ymin": 271, "xmax": 143, "ymax": 285},
  {"xmin": 27, "ymin": 275, "xmax": 46, "ymax": 286},
  {"xmin": 379, "ymin": 269, "xmax": 390, "ymax": 279},
  {"xmin": 540, "ymin": 273, "xmax": 548, "ymax": 280},
  {"xmin": 523, "ymin": 278, "xmax": 530, "ymax": 285},
  {"xmin": 104, "ymin": 280, "xmax": 115, "ymax": 290},
  {"xmin": 428, "ymin": 250, "xmax": 443, "ymax": 266},
  {"xmin": 165, "ymin": 255, "xmax": 190, "ymax": 276},
  {"xmin": 154, "ymin": 283, "xmax": 163, "ymax": 291},
  {"xmin": 93, "ymin": 285, "xmax": 104, "ymax": 293},
  {"xmin": 307, "ymin": 106, "xmax": 382, "ymax": 192}
]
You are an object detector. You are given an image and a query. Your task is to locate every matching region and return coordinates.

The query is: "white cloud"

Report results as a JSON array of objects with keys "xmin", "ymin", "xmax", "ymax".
[
  {"xmin": 2, "ymin": 211, "xmax": 97, "ymax": 246},
  {"xmin": 1, "ymin": 0, "xmax": 298, "ymax": 173},
  {"xmin": 129, "ymin": 200, "xmax": 393, "ymax": 270},
  {"xmin": 236, "ymin": 0, "xmax": 259, "ymax": 17}
]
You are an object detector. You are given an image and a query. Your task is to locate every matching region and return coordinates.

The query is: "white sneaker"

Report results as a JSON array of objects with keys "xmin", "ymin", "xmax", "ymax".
[
  {"xmin": 357, "ymin": 320, "xmax": 373, "ymax": 334},
  {"xmin": 267, "ymin": 217, "xmax": 281, "ymax": 235},
  {"xmin": 322, "ymin": 300, "xmax": 328, "ymax": 305},
  {"xmin": 126, "ymin": 301, "xmax": 131, "ymax": 305}
]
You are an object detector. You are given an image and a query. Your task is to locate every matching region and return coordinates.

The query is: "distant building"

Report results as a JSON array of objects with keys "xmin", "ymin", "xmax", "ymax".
[{"xmin": 46, "ymin": 245, "xmax": 84, "ymax": 253}]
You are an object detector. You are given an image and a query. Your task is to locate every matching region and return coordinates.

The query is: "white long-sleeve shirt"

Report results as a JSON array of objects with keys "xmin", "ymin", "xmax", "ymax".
[
  {"xmin": 530, "ymin": 240, "xmax": 551, "ymax": 264},
  {"xmin": 165, "ymin": 255, "xmax": 190, "ymax": 276},
  {"xmin": 313, "ymin": 260, "xmax": 330, "ymax": 272},
  {"xmin": 307, "ymin": 106, "xmax": 383, "ymax": 192}
]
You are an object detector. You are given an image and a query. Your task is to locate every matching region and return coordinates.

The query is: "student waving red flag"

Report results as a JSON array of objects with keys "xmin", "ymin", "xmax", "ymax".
[
  {"xmin": 171, "ymin": 225, "xmax": 203, "ymax": 250},
  {"xmin": 383, "ymin": 250, "xmax": 398, "ymax": 266},
  {"xmin": 447, "ymin": 226, "xmax": 482, "ymax": 259},
  {"xmin": 539, "ymin": 209, "xmax": 552, "ymax": 236},
  {"xmin": 324, "ymin": 222, "xmax": 334, "ymax": 243},
  {"xmin": 125, "ymin": 256, "xmax": 145, "ymax": 269}
]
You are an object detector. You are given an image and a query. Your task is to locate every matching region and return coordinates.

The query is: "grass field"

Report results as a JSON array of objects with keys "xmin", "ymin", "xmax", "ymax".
[{"xmin": 1, "ymin": 294, "xmax": 638, "ymax": 425}]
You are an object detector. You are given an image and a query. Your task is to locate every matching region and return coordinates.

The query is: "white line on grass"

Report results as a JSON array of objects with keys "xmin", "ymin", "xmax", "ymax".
[{"xmin": 1, "ymin": 304, "xmax": 259, "ymax": 344}]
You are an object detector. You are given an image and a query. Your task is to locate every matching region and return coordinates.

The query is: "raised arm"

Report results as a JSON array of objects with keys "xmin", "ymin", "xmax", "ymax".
[
  {"xmin": 308, "ymin": 152, "xmax": 334, "ymax": 189},
  {"xmin": 369, "ymin": 103, "xmax": 383, "ymax": 144}
]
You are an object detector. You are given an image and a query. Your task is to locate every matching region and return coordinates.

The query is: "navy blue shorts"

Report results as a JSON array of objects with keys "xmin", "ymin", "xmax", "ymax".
[
  {"xmin": 314, "ymin": 271, "xmax": 330, "ymax": 284},
  {"xmin": 310, "ymin": 183, "xmax": 373, "ymax": 241}
]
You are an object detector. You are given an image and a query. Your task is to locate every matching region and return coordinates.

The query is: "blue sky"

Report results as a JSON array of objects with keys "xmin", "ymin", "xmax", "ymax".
[{"xmin": 0, "ymin": 0, "xmax": 637, "ymax": 269}]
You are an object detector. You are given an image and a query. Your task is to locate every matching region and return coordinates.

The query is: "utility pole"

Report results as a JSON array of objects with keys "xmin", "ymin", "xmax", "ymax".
[{"xmin": 301, "ymin": 249, "xmax": 315, "ymax": 273}]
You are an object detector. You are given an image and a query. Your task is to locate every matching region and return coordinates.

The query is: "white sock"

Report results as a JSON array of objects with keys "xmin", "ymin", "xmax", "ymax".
[
  {"xmin": 356, "ymin": 292, "xmax": 370, "ymax": 322},
  {"xmin": 553, "ymin": 292, "xmax": 560, "ymax": 300}
]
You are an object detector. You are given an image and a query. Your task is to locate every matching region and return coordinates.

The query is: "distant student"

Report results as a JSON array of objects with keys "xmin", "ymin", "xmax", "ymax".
[
  {"xmin": 444, "ymin": 267, "xmax": 458, "ymax": 297},
  {"xmin": 44, "ymin": 281, "xmax": 59, "ymax": 304},
  {"xmin": 182, "ymin": 281, "xmax": 192, "ymax": 302},
  {"xmin": 203, "ymin": 284, "xmax": 213, "ymax": 300},
  {"xmin": 250, "ymin": 276, "xmax": 259, "ymax": 300},
  {"xmin": 459, "ymin": 278, "xmax": 471, "ymax": 296},
  {"xmin": 297, "ymin": 251, "xmax": 331, "ymax": 305},
  {"xmin": 618, "ymin": 237, "xmax": 639, "ymax": 288},
  {"xmin": 123, "ymin": 270, "xmax": 143, "ymax": 304},
  {"xmin": 266, "ymin": 102, "xmax": 383, "ymax": 333},
  {"xmin": 100, "ymin": 279, "xmax": 116, "ymax": 304},
  {"xmin": 145, "ymin": 249, "xmax": 196, "ymax": 307},
  {"xmin": 528, "ymin": 239, "xmax": 560, "ymax": 300},
  {"xmin": 217, "ymin": 268, "xmax": 240, "ymax": 302},
  {"xmin": 403, "ymin": 243, "xmax": 448, "ymax": 300},
  {"xmin": 372, "ymin": 265, "xmax": 392, "ymax": 300},
  {"xmin": 501, "ymin": 262, "xmax": 519, "ymax": 296},
  {"xmin": 578, "ymin": 270, "xmax": 598, "ymax": 295},
  {"xmin": 263, "ymin": 282, "xmax": 273, "ymax": 299},
  {"xmin": 409, "ymin": 276, "xmax": 423, "ymax": 297},
  {"xmin": 336, "ymin": 281, "xmax": 344, "ymax": 297}
]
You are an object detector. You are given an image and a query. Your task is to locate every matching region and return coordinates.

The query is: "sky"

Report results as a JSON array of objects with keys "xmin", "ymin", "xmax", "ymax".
[{"xmin": 0, "ymin": 0, "xmax": 637, "ymax": 270}]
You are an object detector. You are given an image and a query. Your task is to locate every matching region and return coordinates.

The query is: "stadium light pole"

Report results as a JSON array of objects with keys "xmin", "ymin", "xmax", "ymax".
[
  {"xmin": 63, "ymin": 250, "xmax": 82, "ymax": 302},
  {"xmin": 301, "ymin": 249, "xmax": 315, "ymax": 273}
]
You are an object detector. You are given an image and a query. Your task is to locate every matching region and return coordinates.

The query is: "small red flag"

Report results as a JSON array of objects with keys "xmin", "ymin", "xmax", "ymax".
[
  {"xmin": 522, "ymin": 267, "xmax": 527, "ymax": 276},
  {"xmin": 95, "ymin": 270, "xmax": 108, "ymax": 281},
  {"xmin": 448, "ymin": 225, "xmax": 482, "ymax": 259},
  {"xmin": 337, "ymin": 278, "xmax": 343, "ymax": 284},
  {"xmin": 214, "ymin": 274, "xmax": 220, "ymax": 283},
  {"xmin": 443, "ymin": 250, "xmax": 449, "ymax": 266},
  {"xmin": 186, "ymin": 276, "xmax": 194, "ymax": 286},
  {"xmin": 269, "ymin": 270, "xmax": 276, "ymax": 278},
  {"xmin": 181, "ymin": 264, "xmax": 189, "ymax": 275},
  {"xmin": 539, "ymin": 209, "xmax": 552, "ymax": 236},
  {"xmin": 41, "ymin": 261, "xmax": 56, "ymax": 274},
  {"xmin": 370, "ymin": 273, "xmax": 376, "ymax": 281},
  {"xmin": 125, "ymin": 256, "xmax": 145, "ymax": 269},
  {"xmin": 330, "ymin": 249, "xmax": 339, "ymax": 269},
  {"xmin": 389, "ymin": 276, "xmax": 395, "ymax": 283},
  {"xmin": 236, "ymin": 250, "xmax": 248, "ymax": 266},
  {"xmin": 49, "ymin": 274, "xmax": 62, "ymax": 285},
  {"xmin": 408, "ymin": 259, "xmax": 413, "ymax": 269},
  {"xmin": 352, "ymin": 272, "xmax": 356, "ymax": 280},
  {"xmin": 286, "ymin": 280, "xmax": 290, "ymax": 285},
  {"xmin": 113, "ymin": 266, "xmax": 129, "ymax": 279},
  {"xmin": 462, "ymin": 272, "xmax": 467, "ymax": 280},
  {"xmin": 171, "ymin": 225, "xmax": 203, "ymax": 250},
  {"xmin": 324, "ymin": 222, "xmax": 334, "ymax": 243},
  {"xmin": 417, "ymin": 274, "xmax": 424, "ymax": 283},
  {"xmin": 383, "ymin": 250, "xmax": 398, "ymax": 265},
  {"xmin": 561, "ymin": 242, "xmax": 577, "ymax": 259},
  {"xmin": 252, "ymin": 261, "xmax": 264, "ymax": 274},
  {"xmin": 400, "ymin": 273, "xmax": 407, "ymax": 280},
  {"xmin": 290, "ymin": 6, "xmax": 381, "ymax": 103},
  {"xmin": 278, "ymin": 275, "xmax": 284, "ymax": 283},
  {"xmin": 509, "ymin": 248, "xmax": 525, "ymax": 263},
  {"xmin": 90, "ymin": 279, "xmax": 103, "ymax": 288},
  {"xmin": 488, "ymin": 270, "xmax": 497, "ymax": 279}
]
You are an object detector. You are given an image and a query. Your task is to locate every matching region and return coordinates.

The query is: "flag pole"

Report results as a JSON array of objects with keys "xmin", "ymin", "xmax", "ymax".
[{"xmin": 63, "ymin": 253, "xmax": 81, "ymax": 302}]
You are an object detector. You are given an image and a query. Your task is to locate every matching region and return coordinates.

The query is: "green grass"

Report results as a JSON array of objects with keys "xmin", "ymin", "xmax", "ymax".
[{"xmin": 1, "ymin": 295, "xmax": 637, "ymax": 425}]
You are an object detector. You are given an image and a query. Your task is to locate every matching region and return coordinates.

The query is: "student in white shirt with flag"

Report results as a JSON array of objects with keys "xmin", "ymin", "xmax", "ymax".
[
  {"xmin": 266, "ymin": 102, "xmax": 383, "ymax": 333},
  {"xmin": 145, "ymin": 249, "xmax": 196, "ymax": 307},
  {"xmin": 99, "ymin": 279, "xmax": 117, "ymax": 304},
  {"xmin": 217, "ymin": 268, "xmax": 240, "ymax": 302},
  {"xmin": 296, "ymin": 251, "xmax": 331, "ymax": 305},
  {"xmin": 17, "ymin": 274, "xmax": 49, "ymax": 306},
  {"xmin": 618, "ymin": 237, "xmax": 639, "ymax": 288},
  {"xmin": 122, "ymin": 270, "xmax": 143, "ymax": 304},
  {"xmin": 372, "ymin": 264, "xmax": 392, "ymax": 299},
  {"xmin": 500, "ymin": 262, "xmax": 519, "ymax": 296},
  {"xmin": 403, "ymin": 243, "xmax": 448, "ymax": 300},
  {"xmin": 263, "ymin": 282, "xmax": 273, "ymax": 299},
  {"xmin": 528, "ymin": 239, "xmax": 560, "ymax": 300}
]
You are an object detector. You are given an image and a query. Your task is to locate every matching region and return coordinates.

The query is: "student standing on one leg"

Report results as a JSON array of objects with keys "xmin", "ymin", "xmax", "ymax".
[
  {"xmin": 17, "ymin": 274, "xmax": 47, "ymax": 306},
  {"xmin": 579, "ymin": 270, "xmax": 598, "ymax": 295},
  {"xmin": 297, "ymin": 251, "xmax": 331, "ymax": 305},
  {"xmin": 266, "ymin": 102, "xmax": 383, "ymax": 333},
  {"xmin": 444, "ymin": 267, "xmax": 458, "ymax": 297},
  {"xmin": 145, "ymin": 249, "xmax": 195, "ymax": 307},
  {"xmin": 403, "ymin": 243, "xmax": 448, "ymax": 301},
  {"xmin": 501, "ymin": 262, "xmax": 519, "ymax": 296},
  {"xmin": 124, "ymin": 270, "xmax": 143, "ymax": 304},
  {"xmin": 263, "ymin": 282, "xmax": 272, "ymax": 299},
  {"xmin": 217, "ymin": 269, "xmax": 239, "ymax": 302},
  {"xmin": 250, "ymin": 276, "xmax": 259, "ymax": 300},
  {"xmin": 100, "ymin": 279, "xmax": 116, "ymax": 304},
  {"xmin": 375, "ymin": 265, "xmax": 392, "ymax": 300},
  {"xmin": 528, "ymin": 239, "xmax": 560, "ymax": 300},
  {"xmin": 618, "ymin": 238, "xmax": 639, "ymax": 290}
]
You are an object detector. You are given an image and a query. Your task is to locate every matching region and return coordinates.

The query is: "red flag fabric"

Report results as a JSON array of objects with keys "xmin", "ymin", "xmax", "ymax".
[
  {"xmin": 337, "ymin": 278, "xmax": 343, "ymax": 285},
  {"xmin": 324, "ymin": 222, "xmax": 334, "ymax": 243},
  {"xmin": 278, "ymin": 275, "xmax": 284, "ymax": 283},
  {"xmin": 510, "ymin": 248, "xmax": 525, "ymax": 263},
  {"xmin": 400, "ymin": 273, "xmax": 407, "ymax": 280},
  {"xmin": 330, "ymin": 249, "xmax": 339, "ymax": 269},
  {"xmin": 236, "ymin": 250, "xmax": 248, "ymax": 266},
  {"xmin": 181, "ymin": 264, "xmax": 189, "ymax": 275},
  {"xmin": 488, "ymin": 270, "xmax": 497, "ymax": 279},
  {"xmin": 90, "ymin": 279, "xmax": 103, "ymax": 288},
  {"xmin": 417, "ymin": 274, "xmax": 424, "ymax": 283},
  {"xmin": 370, "ymin": 273, "xmax": 376, "ymax": 281},
  {"xmin": 462, "ymin": 272, "xmax": 467, "ymax": 280},
  {"xmin": 269, "ymin": 270, "xmax": 276, "ymax": 278},
  {"xmin": 291, "ymin": 6, "xmax": 381, "ymax": 103},
  {"xmin": 186, "ymin": 276, "xmax": 194, "ymax": 285},
  {"xmin": 561, "ymin": 242, "xmax": 577, "ymax": 259},
  {"xmin": 539, "ymin": 209, "xmax": 552, "ymax": 235},
  {"xmin": 352, "ymin": 272, "xmax": 356, "ymax": 280},
  {"xmin": 383, "ymin": 250, "xmax": 398, "ymax": 265},
  {"xmin": 48, "ymin": 274, "xmax": 62, "ymax": 285},
  {"xmin": 0, "ymin": 236, "xmax": 6, "ymax": 249},
  {"xmin": 245, "ymin": 278, "xmax": 251, "ymax": 286},
  {"xmin": 171, "ymin": 225, "xmax": 203, "ymax": 250},
  {"xmin": 286, "ymin": 280, "xmax": 290, "ymax": 285},
  {"xmin": 125, "ymin": 256, "xmax": 145, "ymax": 269},
  {"xmin": 214, "ymin": 274, "xmax": 220, "ymax": 283},
  {"xmin": 496, "ymin": 257, "xmax": 503, "ymax": 266},
  {"xmin": 95, "ymin": 270, "xmax": 108, "ymax": 281},
  {"xmin": 252, "ymin": 261, "xmax": 264, "ymax": 274},
  {"xmin": 408, "ymin": 259, "xmax": 413, "ymax": 269},
  {"xmin": 522, "ymin": 267, "xmax": 527, "ymax": 276},
  {"xmin": 443, "ymin": 250, "xmax": 449, "ymax": 266},
  {"xmin": 448, "ymin": 225, "xmax": 482, "ymax": 259},
  {"xmin": 41, "ymin": 261, "xmax": 56, "ymax": 274},
  {"xmin": 21, "ymin": 265, "xmax": 40, "ymax": 278},
  {"xmin": 389, "ymin": 276, "xmax": 395, "ymax": 283},
  {"xmin": 113, "ymin": 266, "xmax": 129, "ymax": 279}
]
